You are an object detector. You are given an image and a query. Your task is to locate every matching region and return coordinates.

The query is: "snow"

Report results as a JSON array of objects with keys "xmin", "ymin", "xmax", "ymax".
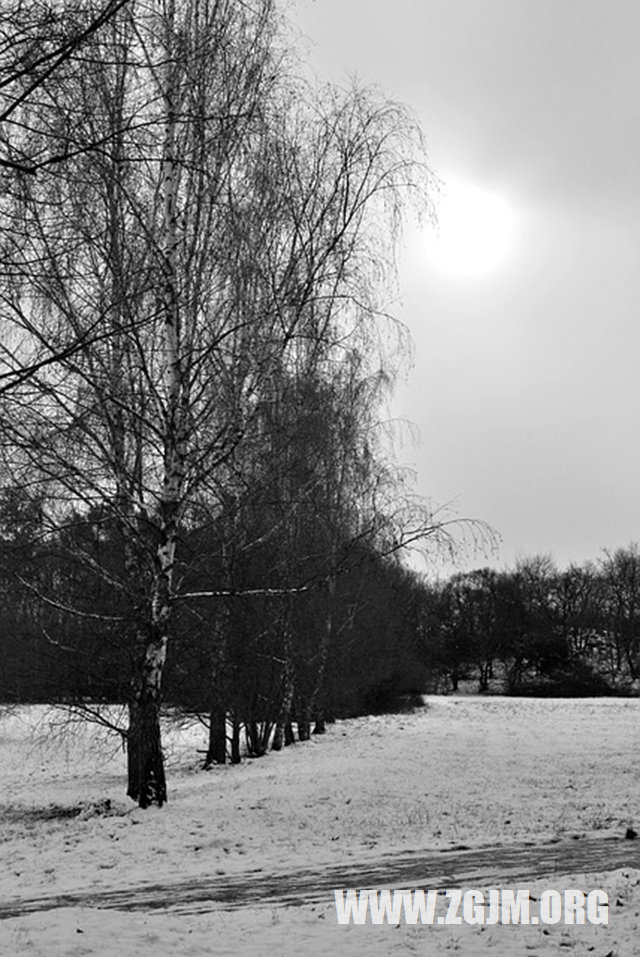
[{"xmin": 1, "ymin": 696, "xmax": 640, "ymax": 955}]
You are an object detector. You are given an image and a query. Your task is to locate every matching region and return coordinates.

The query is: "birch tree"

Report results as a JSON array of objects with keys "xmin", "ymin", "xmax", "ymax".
[
  {"xmin": 0, "ymin": 0, "xmax": 439, "ymax": 802},
  {"xmin": 0, "ymin": 0, "xmax": 283, "ymax": 805}
]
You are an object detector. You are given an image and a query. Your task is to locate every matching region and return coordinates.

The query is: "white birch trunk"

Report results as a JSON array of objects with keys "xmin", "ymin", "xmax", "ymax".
[{"xmin": 127, "ymin": 0, "xmax": 182, "ymax": 807}]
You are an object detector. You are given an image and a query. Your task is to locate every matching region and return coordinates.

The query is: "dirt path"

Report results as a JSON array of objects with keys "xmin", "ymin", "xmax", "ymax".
[{"xmin": 1, "ymin": 835, "xmax": 638, "ymax": 919}]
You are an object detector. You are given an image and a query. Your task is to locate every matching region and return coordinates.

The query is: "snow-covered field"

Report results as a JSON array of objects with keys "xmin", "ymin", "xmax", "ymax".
[{"xmin": 1, "ymin": 696, "xmax": 640, "ymax": 955}]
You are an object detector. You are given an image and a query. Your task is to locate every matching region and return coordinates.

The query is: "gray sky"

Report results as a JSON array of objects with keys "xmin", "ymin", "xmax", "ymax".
[{"xmin": 293, "ymin": 0, "xmax": 640, "ymax": 574}]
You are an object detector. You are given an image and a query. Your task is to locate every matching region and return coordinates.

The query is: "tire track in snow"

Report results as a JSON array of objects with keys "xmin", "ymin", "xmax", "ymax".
[{"xmin": 1, "ymin": 835, "xmax": 638, "ymax": 918}]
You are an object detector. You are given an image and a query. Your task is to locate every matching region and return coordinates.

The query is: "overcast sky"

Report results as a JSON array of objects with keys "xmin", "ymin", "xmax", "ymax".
[{"xmin": 293, "ymin": 0, "xmax": 640, "ymax": 575}]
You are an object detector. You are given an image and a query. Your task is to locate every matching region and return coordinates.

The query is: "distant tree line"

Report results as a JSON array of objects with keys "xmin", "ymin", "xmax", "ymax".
[{"xmin": 421, "ymin": 550, "xmax": 640, "ymax": 696}]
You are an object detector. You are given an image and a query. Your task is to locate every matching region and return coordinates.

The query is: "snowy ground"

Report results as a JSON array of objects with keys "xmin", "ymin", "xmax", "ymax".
[{"xmin": 1, "ymin": 696, "xmax": 640, "ymax": 955}]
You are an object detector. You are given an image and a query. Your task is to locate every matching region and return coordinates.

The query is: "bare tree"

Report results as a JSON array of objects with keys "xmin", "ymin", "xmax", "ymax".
[
  {"xmin": 0, "ymin": 0, "xmax": 445, "ymax": 804},
  {"xmin": 0, "ymin": 0, "xmax": 284, "ymax": 805},
  {"xmin": 599, "ymin": 545, "xmax": 640, "ymax": 682}
]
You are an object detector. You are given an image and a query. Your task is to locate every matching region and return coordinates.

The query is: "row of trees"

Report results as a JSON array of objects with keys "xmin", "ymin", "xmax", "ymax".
[
  {"xmin": 0, "ymin": 482, "xmax": 431, "ymax": 746},
  {"xmin": 424, "ymin": 549, "xmax": 640, "ymax": 694},
  {"xmin": 0, "ymin": 0, "xmax": 452, "ymax": 804}
]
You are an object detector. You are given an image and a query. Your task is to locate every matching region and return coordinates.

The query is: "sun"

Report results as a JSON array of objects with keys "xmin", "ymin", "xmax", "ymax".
[{"xmin": 425, "ymin": 179, "xmax": 516, "ymax": 278}]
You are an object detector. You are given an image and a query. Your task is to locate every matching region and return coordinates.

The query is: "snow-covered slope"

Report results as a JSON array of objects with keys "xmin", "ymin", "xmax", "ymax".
[{"xmin": 1, "ymin": 697, "xmax": 639, "ymax": 955}]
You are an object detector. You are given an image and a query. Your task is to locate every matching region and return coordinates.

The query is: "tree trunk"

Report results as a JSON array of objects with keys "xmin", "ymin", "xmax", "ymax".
[
  {"xmin": 284, "ymin": 721, "xmax": 295, "ymax": 746},
  {"xmin": 308, "ymin": 573, "xmax": 334, "ymax": 739},
  {"xmin": 230, "ymin": 717, "xmax": 241, "ymax": 764},
  {"xmin": 478, "ymin": 662, "xmax": 489, "ymax": 692},
  {"xmin": 204, "ymin": 609, "xmax": 229, "ymax": 767},
  {"xmin": 204, "ymin": 705, "xmax": 226, "ymax": 767},
  {"xmin": 127, "ymin": 632, "xmax": 167, "ymax": 807},
  {"xmin": 245, "ymin": 720, "xmax": 271, "ymax": 757},
  {"xmin": 125, "ymin": 0, "xmax": 184, "ymax": 808},
  {"xmin": 298, "ymin": 719, "xmax": 310, "ymax": 741},
  {"xmin": 272, "ymin": 654, "xmax": 295, "ymax": 751}
]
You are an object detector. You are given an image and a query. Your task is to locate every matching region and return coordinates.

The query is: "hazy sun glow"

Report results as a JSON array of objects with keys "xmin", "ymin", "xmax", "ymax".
[{"xmin": 425, "ymin": 179, "xmax": 516, "ymax": 278}]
